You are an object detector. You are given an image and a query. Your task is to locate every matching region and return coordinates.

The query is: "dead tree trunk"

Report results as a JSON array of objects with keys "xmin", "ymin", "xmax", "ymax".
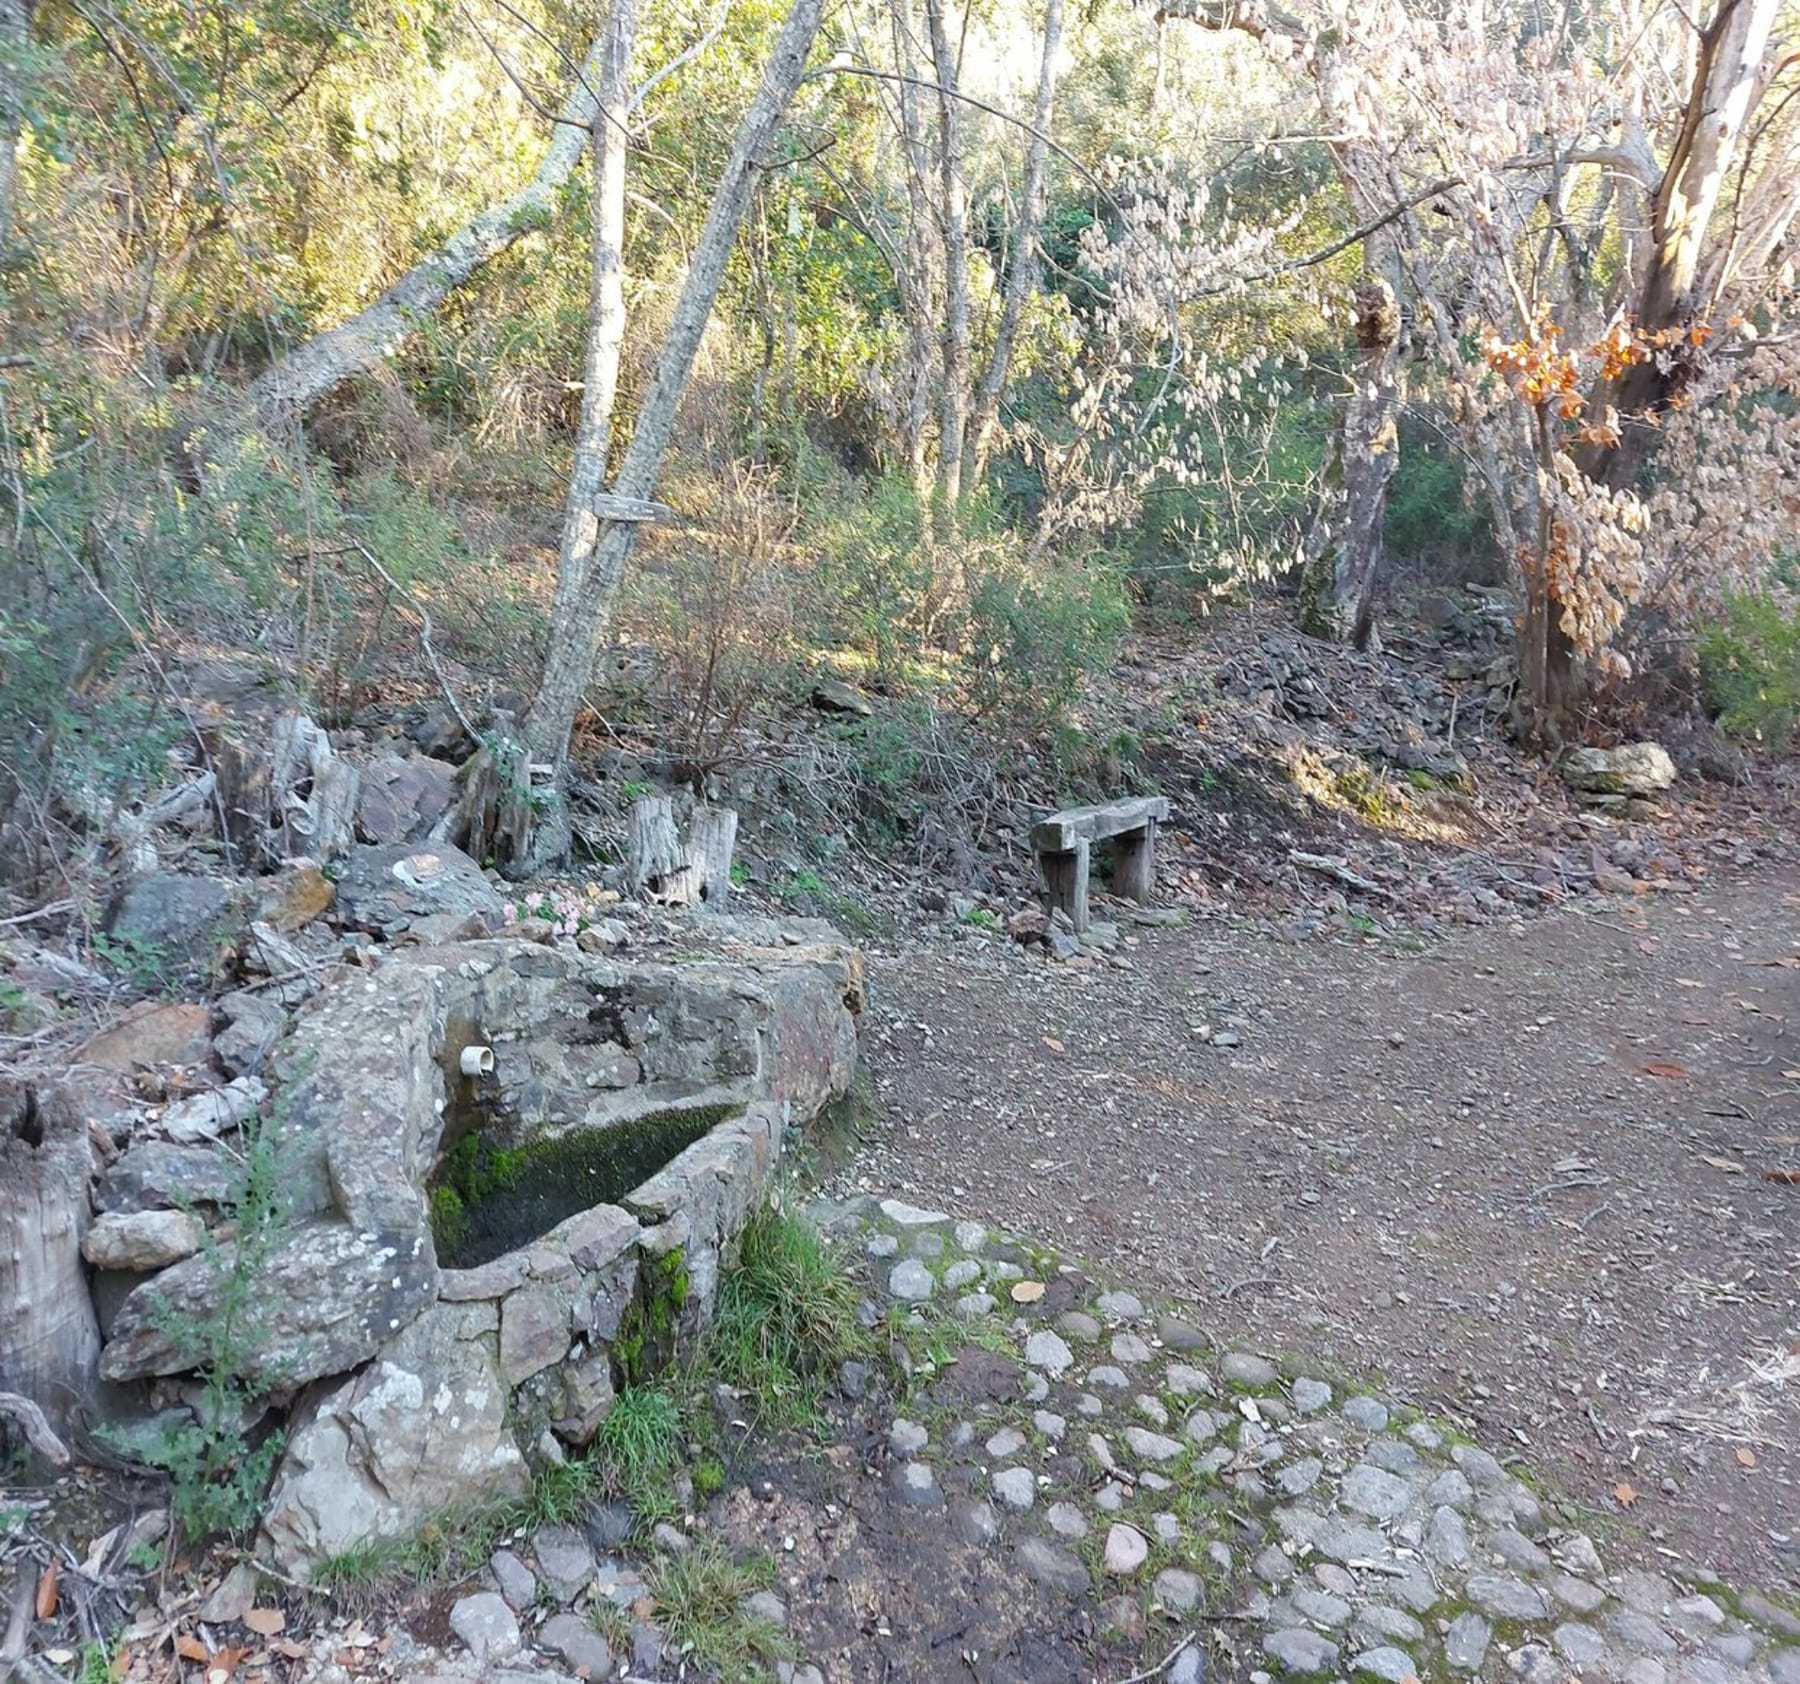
[
  {"xmin": 628, "ymin": 795, "xmax": 685, "ymax": 898},
  {"xmin": 524, "ymin": 0, "xmax": 826, "ymax": 777},
  {"xmin": 967, "ymin": 0, "xmax": 1063, "ymax": 485},
  {"xmin": 1299, "ymin": 277, "xmax": 1401, "ymax": 650},
  {"xmin": 0, "ymin": 1086, "xmax": 99, "ymax": 1436},
  {"xmin": 0, "ymin": 0, "xmax": 31, "ymax": 251},
  {"xmin": 239, "ymin": 33, "xmax": 608, "ymax": 434},
  {"xmin": 925, "ymin": 0, "xmax": 971, "ymax": 518},
  {"xmin": 683, "ymin": 805, "xmax": 738, "ymax": 907}
]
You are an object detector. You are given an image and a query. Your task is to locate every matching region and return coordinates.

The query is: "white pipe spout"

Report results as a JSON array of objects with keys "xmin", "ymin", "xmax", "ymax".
[{"xmin": 459, "ymin": 1044, "xmax": 495, "ymax": 1077}]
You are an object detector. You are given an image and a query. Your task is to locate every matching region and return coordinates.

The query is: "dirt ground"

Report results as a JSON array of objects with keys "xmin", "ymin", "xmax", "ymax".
[{"xmin": 850, "ymin": 864, "xmax": 1800, "ymax": 1597}]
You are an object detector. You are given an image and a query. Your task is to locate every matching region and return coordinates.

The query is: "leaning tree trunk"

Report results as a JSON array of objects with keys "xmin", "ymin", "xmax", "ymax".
[
  {"xmin": 1526, "ymin": 0, "xmax": 1783, "ymax": 731},
  {"xmin": 539, "ymin": 0, "xmax": 639, "ymax": 682},
  {"xmin": 966, "ymin": 0, "xmax": 1064, "ymax": 486},
  {"xmin": 0, "ymin": 1086, "xmax": 99, "ymax": 1437},
  {"xmin": 925, "ymin": 0, "xmax": 971, "ymax": 519},
  {"xmin": 524, "ymin": 0, "xmax": 827, "ymax": 778},
  {"xmin": 1299, "ymin": 277, "xmax": 1401, "ymax": 649},
  {"xmin": 239, "ymin": 32, "xmax": 608, "ymax": 435},
  {"xmin": 0, "ymin": 0, "xmax": 32, "ymax": 251}
]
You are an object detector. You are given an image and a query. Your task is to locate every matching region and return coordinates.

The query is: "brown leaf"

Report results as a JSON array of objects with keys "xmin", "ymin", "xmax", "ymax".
[
  {"xmin": 1644, "ymin": 1060, "xmax": 1688, "ymax": 1079},
  {"xmin": 1010, "ymin": 1280, "xmax": 1046, "ymax": 1303},
  {"xmin": 1613, "ymin": 1480, "xmax": 1637, "ymax": 1508},
  {"xmin": 35, "ymin": 1562, "xmax": 58, "ymax": 1621},
  {"xmin": 1736, "ymin": 1447, "xmax": 1757, "ymax": 1468},
  {"xmin": 242, "ymin": 1611, "xmax": 284, "ymax": 1638},
  {"xmin": 1042, "ymin": 1037, "xmax": 1064, "ymax": 1054},
  {"xmin": 1759, "ymin": 955, "xmax": 1800, "ymax": 968},
  {"xmin": 1699, "ymin": 1155, "xmax": 1744, "ymax": 1174},
  {"xmin": 175, "ymin": 1636, "xmax": 212, "ymax": 1664},
  {"xmin": 1762, "ymin": 1168, "xmax": 1800, "ymax": 1185}
]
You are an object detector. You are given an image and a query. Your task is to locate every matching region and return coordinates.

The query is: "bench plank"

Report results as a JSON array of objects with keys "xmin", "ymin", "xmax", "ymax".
[{"xmin": 1031, "ymin": 795, "xmax": 1170, "ymax": 852}]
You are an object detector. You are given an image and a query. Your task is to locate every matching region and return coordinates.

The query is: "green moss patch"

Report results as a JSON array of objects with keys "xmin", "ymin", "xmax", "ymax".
[{"xmin": 430, "ymin": 1104, "xmax": 736, "ymax": 1270}]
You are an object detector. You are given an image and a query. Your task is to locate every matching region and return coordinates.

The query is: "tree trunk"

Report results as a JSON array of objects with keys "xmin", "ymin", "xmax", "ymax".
[
  {"xmin": 891, "ymin": 0, "xmax": 939, "ymax": 500},
  {"xmin": 967, "ymin": 0, "xmax": 1063, "ymax": 486},
  {"xmin": 539, "ymin": 0, "xmax": 639, "ymax": 672},
  {"xmin": 0, "ymin": 1085, "xmax": 99, "ymax": 1437},
  {"xmin": 683, "ymin": 804, "xmax": 738, "ymax": 908},
  {"xmin": 925, "ymin": 0, "xmax": 971, "ymax": 517},
  {"xmin": 627, "ymin": 794, "xmax": 685, "ymax": 898},
  {"xmin": 1299, "ymin": 277, "xmax": 1400, "ymax": 649},
  {"xmin": 240, "ymin": 33, "xmax": 609, "ymax": 435},
  {"xmin": 524, "ymin": 0, "xmax": 826, "ymax": 774},
  {"xmin": 0, "ymin": 0, "xmax": 32, "ymax": 251}
]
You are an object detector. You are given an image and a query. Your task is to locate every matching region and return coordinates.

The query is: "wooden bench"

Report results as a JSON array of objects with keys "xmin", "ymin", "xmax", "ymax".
[{"xmin": 1031, "ymin": 795, "xmax": 1170, "ymax": 933}]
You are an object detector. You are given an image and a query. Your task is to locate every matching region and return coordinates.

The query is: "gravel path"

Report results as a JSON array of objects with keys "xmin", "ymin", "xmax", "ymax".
[{"xmin": 851, "ymin": 865, "xmax": 1800, "ymax": 1594}]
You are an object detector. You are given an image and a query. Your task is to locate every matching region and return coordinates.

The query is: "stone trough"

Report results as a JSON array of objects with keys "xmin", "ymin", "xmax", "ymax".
[{"xmin": 88, "ymin": 927, "xmax": 862, "ymax": 1577}]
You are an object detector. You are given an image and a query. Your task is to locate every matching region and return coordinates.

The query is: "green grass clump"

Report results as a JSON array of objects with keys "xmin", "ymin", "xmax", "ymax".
[
  {"xmin": 594, "ymin": 1386, "xmax": 684, "ymax": 1489},
  {"xmin": 647, "ymin": 1541, "xmax": 791, "ymax": 1683},
  {"xmin": 708, "ymin": 1206, "xmax": 865, "ymax": 1427}
]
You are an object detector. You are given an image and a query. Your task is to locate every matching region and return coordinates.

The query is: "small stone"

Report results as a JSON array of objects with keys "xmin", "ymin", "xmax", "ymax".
[
  {"xmin": 880, "ymin": 1198, "xmax": 949, "ymax": 1226},
  {"xmin": 1060, "ymin": 1311, "xmax": 1102, "ymax": 1340},
  {"xmin": 83, "ymin": 1209, "xmax": 204, "ymax": 1271},
  {"xmin": 1554, "ymin": 1532, "xmax": 1604, "ymax": 1578},
  {"xmin": 1017, "ymin": 1537, "xmax": 1090, "ymax": 1596},
  {"xmin": 1444, "ymin": 1612, "xmax": 1492, "ymax": 1672},
  {"xmin": 1405, "ymin": 1422, "xmax": 1442, "ymax": 1451},
  {"xmin": 1741, "ymin": 1594, "xmax": 1800, "ymax": 1640},
  {"xmin": 954, "ymin": 1220, "xmax": 988, "ymax": 1251},
  {"xmin": 838, "ymin": 1359, "xmax": 872, "ymax": 1399},
  {"xmin": 1254, "ymin": 1545, "xmax": 1293, "ymax": 1584},
  {"xmin": 1048, "ymin": 1501, "xmax": 1089, "ymax": 1539},
  {"xmin": 985, "ymin": 1425, "xmax": 1026, "ymax": 1459},
  {"xmin": 744, "ymin": 1591, "xmax": 788, "ymax": 1627},
  {"xmin": 866, "ymin": 1233, "xmax": 898, "ymax": 1258},
  {"xmin": 1263, "ymin": 1628, "xmax": 1338, "ymax": 1675},
  {"xmin": 1365, "ymin": 1438, "xmax": 1424, "ymax": 1477},
  {"xmin": 1341, "ymin": 1395, "xmax": 1389, "ymax": 1431},
  {"xmin": 1124, "ymin": 1426, "xmax": 1185, "ymax": 1463},
  {"xmin": 1111, "ymin": 1332, "xmax": 1153, "ymax": 1364},
  {"xmin": 1033, "ymin": 1410, "xmax": 1066, "ymax": 1439},
  {"xmin": 1098, "ymin": 1290, "xmax": 1144, "ymax": 1318},
  {"xmin": 1101, "ymin": 1593, "xmax": 1147, "ymax": 1642},
  {"xmin": 1350, "ymin": 1647, "xmax": 1416, "ymax": 1681},
  {"xmin": 892, "ymin": 1461, "xmax": 942, "ymax": 1507},
  {"xmin": 1025, "ymin": 1330, "xmax": 1074, "ymax": 1374},
  {"xmin": 1088, "ymin": 1364, "xmax": 1130, "ymax": 1389},
  {"xmin": 1094, "ymin": 1480, "xmax": 1127, "ymax": 1512},
  {"xmin": 488, "ymin": 1550, "xmax": 537, "ymax": 1612},
  {"xmin": 956, "ymin": 1291, "xmax": 998, "ymax": 1319},
  {"xmin": 450, "ymin": 1593, "xmax": 521, "ymax": 1664},
  {"xmin": 1139, "ymin": 1470, "xmax": 1172, "ymax": 1492},
  {"xmin": 1709, "ymin": 1634, "xmax": 1757, "ymax": 1667},
  {"xmin": 888, "ymin": 1259, "xmax": 935, "ymax": 1302},
  {"xmin": 650, "ymin": 1522, "xmax": 691, "ymax": 1556},
  {"xmin": 1467, "ymin": 1572, "xmax": 1549, "ymax": 1621},
  {"xmin": 1291, "ymin": 1378, "xmax": 1333, "ymax": 1413},
  {"xmin": 889, "ymin": 1419, "xmax": 928, "ymax": 1459},
  {"xmin": 1768, "ymin": 1650, "xmax": 1800, "ymax": 1684},
  {"xmin": 1135, "ymin": 1394, "xmax": 1170, "ymax": 1427},
  {"xmin": 1314, "ymin": 1564, "xmax": 1357, "ymax": 1596},
  {"xmin": 537, "ymin": 1612, "xmax": 612, "ymax": 1677},
  {"xmin": 1553, "ymin": 1624, "xmax": 1608, "ymax": 1665},
  {"xmin": 992, "ymin": 1467, "xmax": 1036, "ymax": 1512},
  {"xmin": 1340, "ymin": 1464, "xmax": 1411, "ymax": 1521},
  {"xmin": 532, "ymin": 1526, "xmax": 596, "ymax": 1601},
  {"xmin": 1293, "ymin": 1587, "xmax": 1352, "ymax": 1628},
  {"xmin": 953, "ymin": 1500, "xmax": 1001, "ymax": 1546},
  {"xmin": 1167, "ymin": 1363, "xmax": 1213, "ymax": 1396},
  {"xmin": 197, "ymin": 1564, "xmax": 257, "ymax": 1625},
  {"xmin": 1169, "ymin": 1647, "xmax": 1205, "ymax": 1684},
  {"xmin": 943, "ymin": 1259, "xmax": 982, "ymax": 1290},
  {"xmin": 1155, "ymin": 1568, "xmax": 1204, "ymax": 1612},
  {"xmin": 1620, "ymin": 1663, "xmax": 1667, "ymax": 1684},
  {"xmin": 1157, "ymin": 1315, "xmax": 1208, "ymax": 1351},
  {"xmin": 1022, "ymin": 1368, "xmax": 1049, "ymax": 1403},
  {"xmin": 1103, "ymin": 1523, "xmax": 1149, "ymax": 1576},
  {"xmin": 1355, "ymin": 1608, "xmax": 1424, "ymax": 1647},
  {"xmin": 1223, "ymin": 1352, "xmax": 1278, "ymax": 1387},
  {"xmin": 1604, "ymin": 1610, "xmax": 1677, "ymax": 1656},
  {"xmin": 1277, "ymin": 1458, "xmax": 1323, "ymax": 1496},
  {"xmin": 1153, "ymin": 1513, "xmax": 1183, "ymax": 1546},
  {"xmin": 1425, "ymin": 1506, "xmax": 1471, "ymax": 1569},
  {"xmin": 1550, "ymin": 1573, "xmax": 1608, "ymax": 1614},
  {"xmin": 1423, "ymin": 1469, "xmax": 1475, "ymax": 1510}
]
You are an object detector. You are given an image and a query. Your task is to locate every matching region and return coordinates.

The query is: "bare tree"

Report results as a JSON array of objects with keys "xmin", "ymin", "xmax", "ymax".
[
  {"xmin": 239, "ymin": 33, "xmax": 610, "ymax": 434},
  {"xmin": 0, "ymin": 0, "xmax": 30, "ymax": 250},
  {"xmin": 924, "ymin": 0, "xmax": 972, "ymax": 516},
  {"xmin": 524, "ymin": 0, "xmax": 827, "ymax": 777},
  {"xmin": 966, "ymin": 0, "xmax": 1064, "ymax": 486}
]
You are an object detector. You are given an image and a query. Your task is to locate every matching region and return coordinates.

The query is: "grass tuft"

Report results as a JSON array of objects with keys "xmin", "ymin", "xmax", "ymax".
[{"xmin": 647, "ymin": 1541, "xmax": 791, "ymax": 1683}]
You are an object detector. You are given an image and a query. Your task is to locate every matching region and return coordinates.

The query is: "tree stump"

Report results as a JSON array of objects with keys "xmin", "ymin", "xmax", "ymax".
[
  {"xmin": 0, "ymin": 1085, "xmax": 99, "ymax": 1435},
  {"xmin": 683, "ymin": 805, "xmax": 738, "ymax": 908},
  {"xmin": 627, "ymin": 794, "xmax": 685, "ymax": 899}
]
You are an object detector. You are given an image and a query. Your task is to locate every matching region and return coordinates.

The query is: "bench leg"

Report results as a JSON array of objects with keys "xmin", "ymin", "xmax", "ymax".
[
  {"xmin": 1111, "ymin": 818, "xmax": 1157, "ymax": 903},
  {"xmin": 1038, "ymin": 838, "xmax": 1091, "ymax": 933}
]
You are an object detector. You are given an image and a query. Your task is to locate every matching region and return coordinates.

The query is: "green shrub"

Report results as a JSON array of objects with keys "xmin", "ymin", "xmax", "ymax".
[{"xmin": 1697, "ymin": 592, "xmax": 1800, "ymax": 747}]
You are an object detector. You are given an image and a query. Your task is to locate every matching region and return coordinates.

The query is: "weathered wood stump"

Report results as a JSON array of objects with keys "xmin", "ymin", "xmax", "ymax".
[
  {"xmin": 1031, "ymin": 796, "xmax": 1170, "ymax": 933},
  {"xmin": 0, "ymin": 1085, "xmax": 99, "ymax": 1435}
]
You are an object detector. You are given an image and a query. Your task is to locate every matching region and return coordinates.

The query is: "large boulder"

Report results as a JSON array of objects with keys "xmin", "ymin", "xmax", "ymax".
[
  {"xmin": 103, "ymin": 875, "xmax": 241, "ymax": 978},
  {"xmin": 356, "ymin": 754, "xmax": 459, "ymax": 846},
  {"xmin": 331, "ymin": 842, "xmax": 507, "ymax": 936},
  {"xmin": 261, "ymin": 1302, "xmax": 526, "ymax": 1577},
  {"xmin": 100, "ymin": 1217, "xmax": 437, "ymax": 1387},
  {"xmin": 1561, "ymin": 743, "xmax": 1676, "ymax": 797}
]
